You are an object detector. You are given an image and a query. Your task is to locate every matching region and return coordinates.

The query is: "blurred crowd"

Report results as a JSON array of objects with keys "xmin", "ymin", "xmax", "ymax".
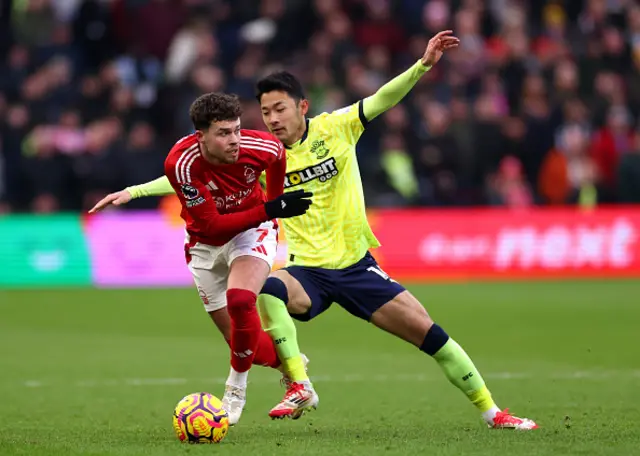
[{"xmin": 2, "ymin": 0, "xmax": 640, "ymax": 213}]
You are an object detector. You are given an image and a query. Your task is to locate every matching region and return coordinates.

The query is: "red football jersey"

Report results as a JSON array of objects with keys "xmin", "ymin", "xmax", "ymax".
[{"xmin": 165, "ymin": 130, "xmax": 286, "ymax": 246}]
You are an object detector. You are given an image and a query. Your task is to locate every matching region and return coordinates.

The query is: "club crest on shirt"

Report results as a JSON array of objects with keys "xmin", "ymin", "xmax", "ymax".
[
  {"xmin": 310, "ymin": 139, "xmax": 330, "ymax": 159},
  {"xmin": 244, "ymin": 166, "xmax": 256, "ymax": 184}
]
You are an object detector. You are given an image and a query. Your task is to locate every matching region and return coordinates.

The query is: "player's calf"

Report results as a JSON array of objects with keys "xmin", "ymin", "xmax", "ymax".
[
  {"xmin": 222, "ymin": 288, "xmax": 261, "ymax": 426},
  {"xmin": 370, "ymin": 291, "xmax": 538, "ymax": 430},
  {"xmin": 227, "ymin": 288, "xmax": 262, "ymax": 374},
  {"xmin": 258, "ymin": 277, "xmax": 320, "ymax": 420},
  {"xmin": 258, "ymin": 277, "xmax": 310, "ymax": 381},
  {"xmin": 208, "ymin": 309, "xmax": 281, "ymax": 369}
]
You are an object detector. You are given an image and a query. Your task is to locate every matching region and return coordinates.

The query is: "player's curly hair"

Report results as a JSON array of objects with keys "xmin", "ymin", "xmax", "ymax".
[
  {"xmin": 255, "ymin": 71, "xmax": 306, "ymax": 102},
  {"xmin": 189, "ymin": 92, "xmax": 242, "ymax": 131}
]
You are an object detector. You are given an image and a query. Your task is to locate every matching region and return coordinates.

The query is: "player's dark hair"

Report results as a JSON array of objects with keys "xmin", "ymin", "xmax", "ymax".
[
  {"xmin": 189, "ymin": 92, "xmax": 242, "ymax": 131},
  {"xmin": 255, "ymin": 71, "xmax": 306, "ymax": 103}
]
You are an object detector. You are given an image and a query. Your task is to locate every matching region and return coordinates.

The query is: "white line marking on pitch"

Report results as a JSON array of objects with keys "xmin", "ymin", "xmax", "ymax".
[{"xmin": 19, "ymin": 370, "xmax": 640, "ymax": 388}]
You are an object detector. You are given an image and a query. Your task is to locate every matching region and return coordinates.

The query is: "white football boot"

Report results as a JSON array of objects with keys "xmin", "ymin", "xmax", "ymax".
[{"xmin": 221, "ymin": 384, "xmax": 246, "ymax": 426}]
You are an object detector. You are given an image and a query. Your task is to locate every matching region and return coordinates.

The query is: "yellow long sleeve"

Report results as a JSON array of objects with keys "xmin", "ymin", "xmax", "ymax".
[
  {"xmin": 126, "ymin": 176, "xmax": 175, "ymax": 199},
  {"xmin": 362, "ymin": 60, "xmax": 431, "ymax": 121}
]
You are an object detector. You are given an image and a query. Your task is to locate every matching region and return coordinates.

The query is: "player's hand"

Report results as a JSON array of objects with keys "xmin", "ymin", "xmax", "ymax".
[
  {"xmin": 88, "ymin": 190, "xmax": 133, "ymax": 213},
  {"xmin": 264, "ymin": 190, "xmax": 313, "ymax": 219},
  {"xmin": 421, "ymin": 30, "xmax": 460, "ymax": 67}
]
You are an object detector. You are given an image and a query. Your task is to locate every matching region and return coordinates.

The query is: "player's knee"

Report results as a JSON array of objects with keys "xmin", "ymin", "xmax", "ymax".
[
  {"xmin": 420, "ymin": 323, "xmax": 450, "ymax": 356},
  {"xmin": 260, "ymin": 277, "xmax": 289, "ymax": 304},
  {"xmin": 226, "ymin": 288, "xmax": 258, "ymax": 316}
]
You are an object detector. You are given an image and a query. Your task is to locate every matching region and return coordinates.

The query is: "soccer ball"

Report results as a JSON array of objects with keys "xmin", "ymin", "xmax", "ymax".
[{"xmin": 173, "ymin": 392, "xmax": 229, "ymax": 443}]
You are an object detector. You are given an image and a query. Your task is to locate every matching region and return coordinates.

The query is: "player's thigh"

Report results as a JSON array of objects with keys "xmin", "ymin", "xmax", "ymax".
[
  {"xmin": 227, "ymin": 255, "xmax": 271, "ymax": 295},
  {"xmin": 188, "ymin": 243, "xmax": 232, "ymax": 340},
  {"xmin": 226, "ymin": 221, "xmax": 278, "ymax": 295},
  {"xmin": 271, "ymin": 267, "xmax": 335, "ymax": 321},
  {"xmin": 188, "ymin": 260, "xmax": 229, "ymax": 315},
  {"xmin": 332, "ymin": 252, "xmax": 406, "ymax": 321},
  {"xmin": 370, "ymin": 290, "xmax": 434, "ymax": 347},
  {"xmin": 334, "ymin": 253, "xmax": 432, "ymax": 345}
]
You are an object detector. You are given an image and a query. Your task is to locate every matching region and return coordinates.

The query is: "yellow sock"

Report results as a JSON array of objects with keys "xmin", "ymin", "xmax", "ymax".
[
  {"xmin": 282, "ymin": 355, "xmax": 308, "ymax": 382},
  {"xmin": 469, "ymin": 385, "xmax": 497, "ymax": 413},
  {"xmin": 258, "ymin": 292, "xmax": 308, "ymax": 383}
]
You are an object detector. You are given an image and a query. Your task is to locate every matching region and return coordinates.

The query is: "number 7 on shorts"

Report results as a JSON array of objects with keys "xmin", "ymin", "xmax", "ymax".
[{"xmin": 253, "ymin": 228, "xmax": 269, "ymax": 255}]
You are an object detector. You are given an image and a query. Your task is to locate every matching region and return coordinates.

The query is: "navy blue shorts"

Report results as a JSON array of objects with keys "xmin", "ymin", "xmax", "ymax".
[{"xmin": 284, "ymin": 252, "xmax": 406, "ymax": 322}]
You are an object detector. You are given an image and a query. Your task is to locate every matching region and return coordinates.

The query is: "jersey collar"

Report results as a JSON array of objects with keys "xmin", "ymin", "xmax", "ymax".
[{"xmin": 283, "ymin": 118, "xmax": 310, "ymax": 149}]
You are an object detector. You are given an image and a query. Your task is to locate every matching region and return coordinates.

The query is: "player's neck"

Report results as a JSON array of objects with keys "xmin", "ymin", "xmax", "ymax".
[
  {"xmin": 284, "ymin": 117, "xmax": 308, "ymax": 147},
  {"xmin": 202, "ymin": 154, "xmax": 226, "ymax": 166}
]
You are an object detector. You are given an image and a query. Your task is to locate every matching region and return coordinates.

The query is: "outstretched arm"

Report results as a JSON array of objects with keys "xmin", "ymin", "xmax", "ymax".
[
  {"xmin": 128, "ymin": 176, "xmax": 175, "ymax": 198},
  {"xmin": 362, "ymin": 30, "xmax": 459, "ymax": 122},
  {"xmin": 88, "ymin": 176, "xmax": 174, "ymax": 213}
]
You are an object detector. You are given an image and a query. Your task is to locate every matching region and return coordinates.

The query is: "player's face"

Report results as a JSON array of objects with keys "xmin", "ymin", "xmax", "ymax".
[
  {"xmin": 260, "ymin": 91, "xmax": 308, "ymax": 146},
  {"xmin": 197, "ymin": 118, "xmax": 241, "ymax": 165}
]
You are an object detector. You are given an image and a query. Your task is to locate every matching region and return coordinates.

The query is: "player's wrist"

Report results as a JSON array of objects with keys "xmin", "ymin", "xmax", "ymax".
[
  {"xmin": 417, "ymin": 59, "xmax": 432, "ymax": 72},
  {"xmin": 263, "ymin": 199, "xmax": 279, "ymax": 220},
  {"xmin": 264, "ymin": 191, "xmax": 313, "ymax": 219},
  {"xmin": 124, "ymin": 186, "xmax": 138, "ymax": 199}
]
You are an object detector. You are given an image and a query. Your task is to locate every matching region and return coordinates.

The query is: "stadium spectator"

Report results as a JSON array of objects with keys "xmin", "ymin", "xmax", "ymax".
[
  {"xmin": 538, "ymin": 124, "xmax": 597, "ymax": 205},
  {"xmin": 1, "ymin": 0, "xmax": 640, "ymax": 212},
  {"xmin": 488, "ymin": 155, "xmax": 534, "ymax": 209},
  {"xmin": 617, "ymin": 125, "xmax": 640, "ymax": 203}
]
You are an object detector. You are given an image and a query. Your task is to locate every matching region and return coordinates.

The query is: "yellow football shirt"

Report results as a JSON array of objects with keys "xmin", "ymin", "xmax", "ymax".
[{"xmin": 282, "ymin": 101, "xmax": 380, "ymax": 269}]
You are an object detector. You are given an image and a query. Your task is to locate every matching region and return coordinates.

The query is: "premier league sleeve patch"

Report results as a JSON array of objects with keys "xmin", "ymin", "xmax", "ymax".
[
  {"xmin": 181, "ymin": 184, "xmax": 199, "ymax": 200},
  {"xmin": 333, "ymin": 105, "xmax": 352, "ymax": 115}
]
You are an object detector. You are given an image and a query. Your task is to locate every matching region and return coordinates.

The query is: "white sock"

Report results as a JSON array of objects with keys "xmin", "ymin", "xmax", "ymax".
[
  {"xmin": 482, "ymin": 406, "xmax": 501, "ymax": 425},
  {"xmin": 226, "ymin": 367, "xmax": 248, "ymax": 389}
]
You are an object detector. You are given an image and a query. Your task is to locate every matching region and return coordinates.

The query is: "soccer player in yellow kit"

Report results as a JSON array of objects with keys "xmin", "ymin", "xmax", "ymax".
[{"xmin": 93, "ymin": 31, "xmax": 537, "ymax": 429}]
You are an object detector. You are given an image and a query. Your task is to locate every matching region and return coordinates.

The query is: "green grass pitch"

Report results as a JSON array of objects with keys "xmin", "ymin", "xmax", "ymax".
[{"xmin": 1, "ymin": 280, "xmax": 639, "ymax": 455}]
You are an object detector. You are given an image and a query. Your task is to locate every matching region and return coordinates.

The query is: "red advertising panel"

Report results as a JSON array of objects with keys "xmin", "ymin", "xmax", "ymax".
[{"xmin": 369, "ymin": 208, "xmax": 640, "ymax": 280}]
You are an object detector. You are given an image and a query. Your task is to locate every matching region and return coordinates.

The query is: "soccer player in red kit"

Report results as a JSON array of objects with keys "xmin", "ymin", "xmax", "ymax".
[{"xmin": 91, "ymin": 93, "xmax": 314, "ymax": 424}]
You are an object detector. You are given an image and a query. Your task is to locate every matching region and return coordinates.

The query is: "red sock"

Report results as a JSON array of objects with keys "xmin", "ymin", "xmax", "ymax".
[
  {"xmin": 253, "ymin": 330, "xmax": 281, "ymax": 369},
  {"xmin": 221, "ymin": 291, "xmax": 280, "ymax": 370},
  {"xmin": 223, "ymin": 330, "xmax": 280, "ymax": 369},
  {"xmin": 226, "ymin": 288, "xmax": 261, "ymax": 373}
]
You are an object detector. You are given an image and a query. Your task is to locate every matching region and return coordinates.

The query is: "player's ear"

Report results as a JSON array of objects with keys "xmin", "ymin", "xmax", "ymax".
[
  {"xmin": 299, "ymin": 99, "xmax": 309, "ymax": 116},
  {"xmin": 194, "ymin": 129, "xmax": 205, "ymax": 142}
]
